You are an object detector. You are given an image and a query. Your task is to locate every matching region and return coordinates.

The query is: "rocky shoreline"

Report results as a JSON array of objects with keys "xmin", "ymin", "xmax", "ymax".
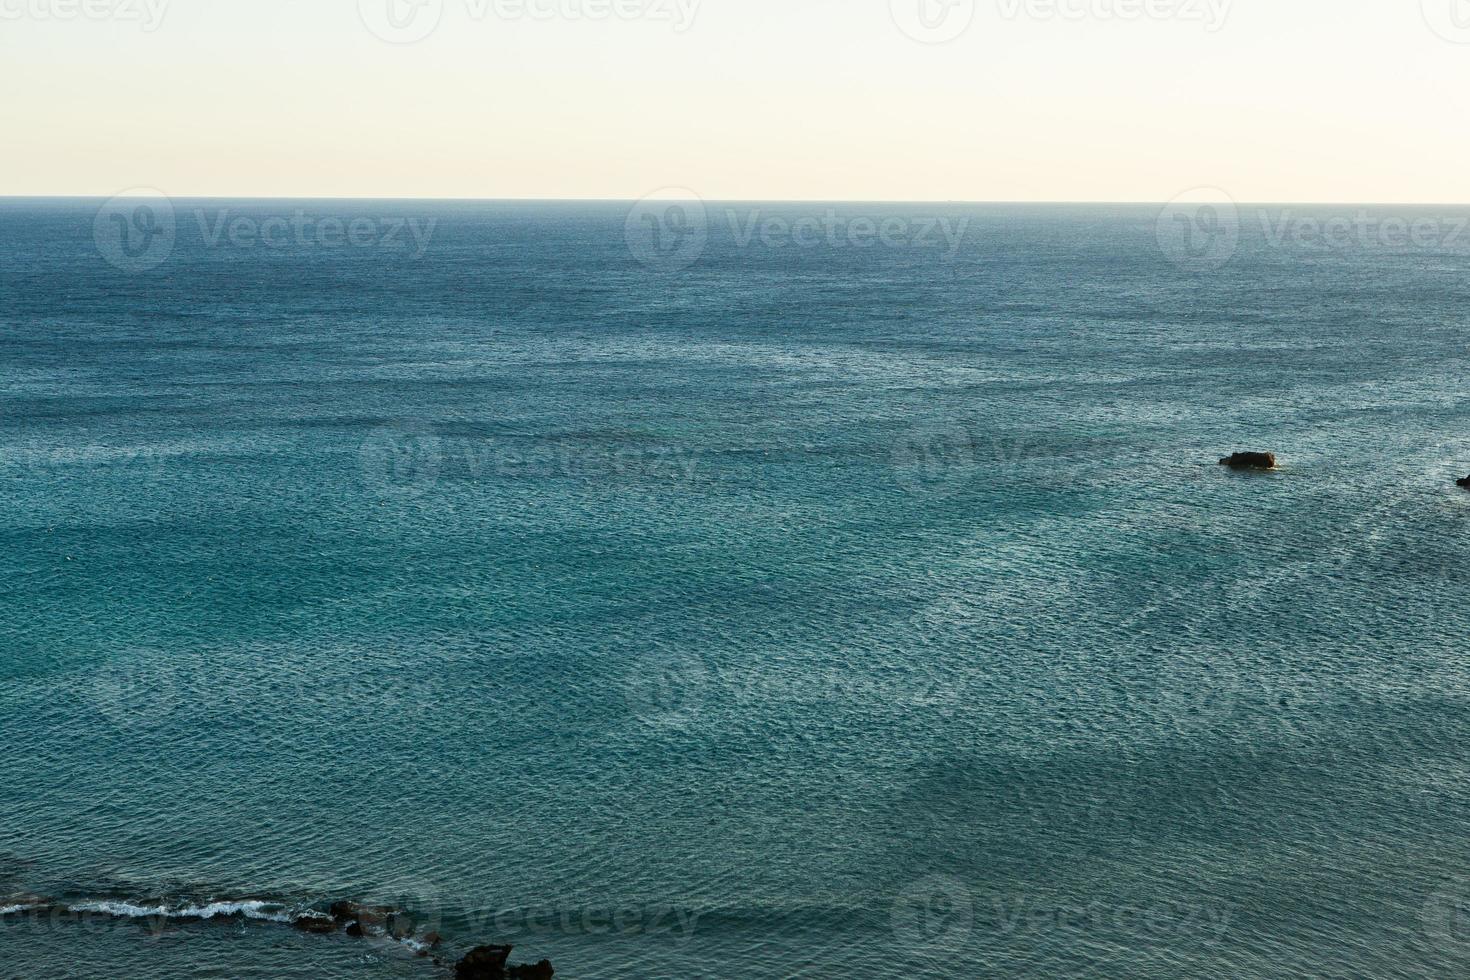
[
  {"xmin": 294, "ymin": 902, "xmax": 553, "ymax": 977},
  {"xmin": 1, "ymin": 897, "xmax": 554, "ymax": 978}
]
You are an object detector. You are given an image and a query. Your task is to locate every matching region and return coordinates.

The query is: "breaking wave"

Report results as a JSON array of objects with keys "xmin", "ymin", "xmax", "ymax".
[{"xmin": 0, "ymin": 894, "xmax": 443, "ymax": 962}]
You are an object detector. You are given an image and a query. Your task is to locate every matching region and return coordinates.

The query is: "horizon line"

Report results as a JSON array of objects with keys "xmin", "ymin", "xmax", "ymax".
[{"xmin": 4, "ymin": 195, "xmax": 1470, "ymax": 207}]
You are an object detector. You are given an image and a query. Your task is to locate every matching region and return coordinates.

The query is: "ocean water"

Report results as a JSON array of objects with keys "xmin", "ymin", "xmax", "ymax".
[{"xmin": 1, "ymin": 198, "xmax": 1468, "ymax": 979}]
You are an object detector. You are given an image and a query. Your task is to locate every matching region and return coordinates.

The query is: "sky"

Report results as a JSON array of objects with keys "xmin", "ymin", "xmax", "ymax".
[{"xmin": 1, "ymin": 0, "xmax": 1467, "ymax": 202}]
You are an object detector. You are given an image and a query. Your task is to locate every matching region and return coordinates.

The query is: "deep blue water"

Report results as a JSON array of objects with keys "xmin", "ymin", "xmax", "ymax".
[{"xmin": 1, "ymin": 198, "xmax": 1469, "ymax": 978}]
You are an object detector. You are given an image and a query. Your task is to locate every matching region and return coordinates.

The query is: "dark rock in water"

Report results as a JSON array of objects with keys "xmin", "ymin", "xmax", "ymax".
[
  {"xmin": 1458, "ymin": 475, "xmax": 1470, "ymax": 489},
  {"xmin": 456, "ymin": 945, "xmax": 512, "ymax": 978},
  {"xmin": 330, "ymin": 901, "xmax": 392, "ymax": 925},
  {"xmin": 1219, "ymin": 452, "xmax": 1277, "ymax": 470},
  {"xmin": 330, "ymin": 900, "xmax": 396, "ymax": 937},
  {"xmin": 293, "ymin": 915, "xmax": 337, "ymax": 934},
  {"xmin": 455, "ymin": 944, "xmax": 554, "ymax": 979},
  {"xmin": 301, "ymin": 909, "xmax": 552, "ymax": 976},
  {"xmin": 386, "ymin": 912, "xmax": 420, "ymax": 940}
]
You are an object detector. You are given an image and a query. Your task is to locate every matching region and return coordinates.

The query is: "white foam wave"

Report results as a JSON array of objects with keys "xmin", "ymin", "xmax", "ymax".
[
  {"xmin": 0, "ymin": 904, "xmax": 37, "ymax": 916},
  {"xmin": 175, "ymin": 900, "xmax": 294, "ymax": 923},
  {"xmin": 67, "ymin": 899, "xmax": 293, "ymax": 923},
  {"xmin": 68, "ymin": 901, "xmax": 168, "ymax": 918}
]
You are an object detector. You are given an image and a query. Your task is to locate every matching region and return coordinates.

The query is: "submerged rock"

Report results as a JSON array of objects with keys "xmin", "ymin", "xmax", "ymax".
[
  {"xmin": 455, "ymin": 944, "xmax": 554, "ymax": 979},
  {"xmin": 387, "ymin": 911, "xmax": 429, "ymax": 940},
  {"xmin": 292, "ymin": 915, "xmax": 337, "ymax": 934},
  {"xmin": 329, "ymin": 901, "xmax": 392, "ymax": 925},
  {"xmin": 328, "ymin": 900, "xmax": 400, "ymax": 938},
  {"xmin": 296, "ymin": 905, "xmax": 551, "ymax": 975},
  {"xmin": 1219, "ymin": 452, "xmax": 1277, "ymax": 470},
  {"xmin": 455, "ymin": 945, "xmax": 511, "ymax": 978}
]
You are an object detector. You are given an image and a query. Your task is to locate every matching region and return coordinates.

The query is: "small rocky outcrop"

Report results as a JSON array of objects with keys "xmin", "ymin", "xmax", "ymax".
[
  {"xmin": 297, "ymin": 904, "xmax": 544, "ymax": 974},
  {"xmin": 292, "ymin": 915, "xmax": 337, "ymax": 934},
  {"xmin": 455, "ymin": 944, "xmax": 555, "ymax": 979},
  {"xmin": 455, "ymin": 945, "xmax": 511, "ymax": 978},
  {"xmin": 1219, "ymin": 452, "xmax": 1277, "ymax": 470},
  {"xmin": 297, "ymin": 900, "xmax": 439, "ymax": 946},
  {"xmin": 1458, "ymin": 475, "xmax": 1470, "ymax": 489},
  {"xmin": 329, "ymin": 900, "xmax": 420, "ymax": 940},
  {"xmin": 329, "ymin": 901, "xmax": 393, "ymax": 927}
]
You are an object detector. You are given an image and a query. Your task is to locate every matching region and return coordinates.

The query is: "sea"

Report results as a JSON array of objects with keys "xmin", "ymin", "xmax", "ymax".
[{"xmin": 1, "ymin": 198, "xmax": 1468, "ymax": 978}]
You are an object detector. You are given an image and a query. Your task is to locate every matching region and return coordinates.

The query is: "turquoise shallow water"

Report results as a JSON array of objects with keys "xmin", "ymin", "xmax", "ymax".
[{"xmin": 1, "ymin": 199, "xmax": 1469, "ymax": 978}]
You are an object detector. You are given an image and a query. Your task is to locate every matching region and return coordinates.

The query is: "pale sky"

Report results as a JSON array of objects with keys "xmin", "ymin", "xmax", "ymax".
[{"xmin": 2, "ymin": 0, "xmax": 1467, "ymax": 201}]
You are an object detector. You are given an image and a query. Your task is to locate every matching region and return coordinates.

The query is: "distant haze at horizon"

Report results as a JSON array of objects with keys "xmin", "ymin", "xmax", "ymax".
[
  {"xmin": 8, "ymin": 196, "xmax": 1470, "ymax": 207},
  {"xmin": 3, "ymin": 0, "xmax": 1468, "ymax": 203}
]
